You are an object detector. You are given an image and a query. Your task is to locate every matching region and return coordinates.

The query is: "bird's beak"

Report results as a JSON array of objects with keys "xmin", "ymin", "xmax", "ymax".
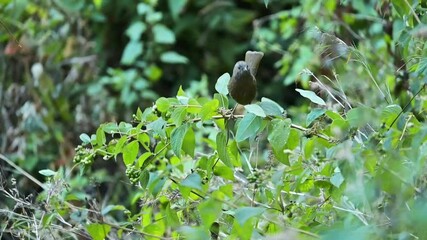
[{"xmin": 244, "ymin": 65, "xmax": 250, "ymax": 72}]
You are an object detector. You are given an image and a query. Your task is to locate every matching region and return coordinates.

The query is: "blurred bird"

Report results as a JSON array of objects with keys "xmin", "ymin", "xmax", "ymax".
[{"xmin": 228, "ymin": 51, "xmax": 264, "ymax": 105}]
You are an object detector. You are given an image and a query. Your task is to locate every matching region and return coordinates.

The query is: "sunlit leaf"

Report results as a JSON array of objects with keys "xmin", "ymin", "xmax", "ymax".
[
  {"xmin": 215, "ymin": 73, "xmax": 230, "ymax": 95},
  {"xmin": 86, "ymin": 223, "xmax": 111, "ymax": 240},
  {"xmin": 122, "ymin": 140, "xmax": 139, "ymax": 165},
  {"xmin": 296, "ymin": 88, "xmax": 326, "ymax": 106}
]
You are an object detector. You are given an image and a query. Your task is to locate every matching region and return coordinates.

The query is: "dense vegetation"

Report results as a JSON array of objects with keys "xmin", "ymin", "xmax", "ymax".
[{"xmin": 1, "ymin": 0, "xmax": 427, "ymax": 239}]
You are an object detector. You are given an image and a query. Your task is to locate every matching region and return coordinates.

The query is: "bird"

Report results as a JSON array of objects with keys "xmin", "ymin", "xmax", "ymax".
[{"xmin": 228, "ymin": 51, "xmax": 264, "ymax": 105}]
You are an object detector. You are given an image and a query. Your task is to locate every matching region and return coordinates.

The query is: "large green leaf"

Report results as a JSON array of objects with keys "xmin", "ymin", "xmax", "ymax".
[
  {"xmin": 268, "ymin": 119, "xmax": 291, "ymax": 152},
  {"xmin": 122, "ymin": 140, "xmax": 139, "ymax": 165},
  {"xmin": 235, "ymin": 113, "xmax": 262, "ymax": 142},
  {"xmin": 259, "ymin": 97, "xmax": 284, "ymax": 117},
  {"xmin": 171, "ymin": 124, "xmax": 189, "ymax": 157},
  {"xmin": 86, "ymin": 223, "xmax": 111, "ymax": 240},
  {"xmin": 198, "ymin": 199, "xmax": 222, "ymax": 228},
  {"xmin": 200, "ymin": 99, "xmax": 219, "ymax": 121}
]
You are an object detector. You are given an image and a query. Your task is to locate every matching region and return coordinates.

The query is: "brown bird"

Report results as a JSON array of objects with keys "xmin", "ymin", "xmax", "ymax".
[{"xmin": 228, "ymin": 51, "xmax": 264, "ymax": 105}]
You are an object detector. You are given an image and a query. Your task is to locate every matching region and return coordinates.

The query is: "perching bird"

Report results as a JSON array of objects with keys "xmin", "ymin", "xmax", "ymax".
[{"xmin": 228, "ymin": 51, "xmax": 264, "ymax": 105}]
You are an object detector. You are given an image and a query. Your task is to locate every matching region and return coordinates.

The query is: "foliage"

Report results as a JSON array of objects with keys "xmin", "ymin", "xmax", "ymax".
[{"xmin": 1, "ymin": 0, "xmax": 427, "ymax": 240}]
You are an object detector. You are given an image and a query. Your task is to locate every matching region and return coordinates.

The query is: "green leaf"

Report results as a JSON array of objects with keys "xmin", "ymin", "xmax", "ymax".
[
  {"xmin": 137, "ymin": 133, "xmax": 151, "ymax": 151},
  {"xmin": 165, "ymin": 203, "xmax": 180, "ymax": 227},
  {"xmin": 364, "ymin": 154, "xmax": 377, "ymax": 175},
  {"xmin": 259, "ymin": 97, "xmax": 284, "ymax": 116},
  {"xmin": 187, "ymin": 98, "xmax": 202, "ymax": 114},
  {"xmin": 147, "ymin": 12, "xmax": 163, "ymax": 23},
  {"xmin": 179, "ymin": 226, "xmax": 210, "ymax": 240},
  {"xmin": 392, "ymin": 0, "xmax": 410, "ymax": 18},
  {"xmin": 183, "ymin": 126, "xmax": 195, "ymax": 157},
  {"xmin": 86, "ymin": 223, "xmax": 111, "ymax": 240},
  {"xmin": 347, "ymin": 106, "xmax": 377, "ymax": 128},
  {"xmin": 137, "ymin": 152, "xmax": 153, "ymax": 168},
  {"xmin": 171, "ymin": 107, "xmax": 187, "ymax": 126},
  {"xmin": 125, "ymin": 21, "xmax": 146, "ymax": 41},
  {"xmin": 144, "ymin": 221, "xmax": 165, "ymax": 238},
  {"xmin": 153, "ymin": 24, "xmax": 175, "ymax": 44},
  {"xmin": 264, "ymin": 0, "xmax": 269, "ymax": 8},
  {"xmin": 330, "ymin": 171, "xmax": 344, "ymax": 188},
  {"xmin": 306, "ymin": 108, "xmax": 326, "ymax": 126},
  {"xmin": 101, "ymin": 205, "xmax": 126, "ymax": 215},
  {"xmin": 114, "ymin": 136, "xmax": 127, "ymax": 156},
  {"xmin": 244, "ymin": 104, "xmax": 266, "ymax": 117},
  {"xmin": 160, "ymin": 51, "xmax": 188, "ymax": 64},
  {"xmin": 171, "ymin": 124, "xmax": 189, "ymax": 157},
  {"xmin": 268, "ymin": 119, "xmax": 291, "ymax": 153},
  {"xmin": 147, "ymin": 118, "xmax": 167, "ymax": 138},
  {"xmin": 118, "ymin": 122, "xmax": 133, "ymax": 133},
  {"xmin": 140, "ymin": 170, "xmax": 150, "ymax": 188},
  {"xmin": 200, "ymin": 99, "xmax": 219, "ymax": 121},
  {"xmin": 228, "ymin": 140, "xmax": 240, "ymax": 167},
  {"xmin": 103, "ymin": 122, "xmax": 118, "ymax": 134},
  {"xmin": 123, "ymin": 140, "xmax": 139, "ymax": 165},
  {"xmin": 181, "ymin": 173, "xmax": 203, "ymax": 191},
  {"xmin": 235, "ymin": 113, "xmax": 262, "ymax": 142},
  {"xmin": 198, "ymin": 199, "xmax": 222, "ymax": 228},
  {"xmin": 234, "ymin": 207, "xmax": 265, "ymax": 226},
  {"xmin": 137, "ymin": 3, "xmax": 152, "ymax": 15},
  {"xmin": 295, "ymin": 88, "xmax": 326, "ymax": 106},
  {"xmin": 39, "ymin": 169, "xmax": 57, "ymax": 177},
  {"xmin": 96, "ymin": 127, "xmax": 106, "ymax": 146},
  {"xmin": 121, "ymin": 41, "xmax": 143, "ymax": 65},
  {"xmin": 286, "ymin": 129, "xmax": 300, "ymax": 150},
  {"xmin": 168, "ymin": 0, "xmax": 187, "ymax": 19},
  {"xmin": 214, "ymin": 93, "xmax": 229, "ymax": 109},
  {"xmin": 177, "ymin": 86, "xmax": 186, "ymax": 97},
  {"xmin": 216, "ymin": 131, "xmax": 232, "ymax": 167},
  {"xmin": 214, "ymin": 165, "xmax": 234, "ymax": 180},
  {"xmin": 79, "ymin": 133, "xmax": 91, "ymax": 144},
  {"xmin": 156, "ymin": 97, "xmax": 170, "ymax": 113},
  {"xmin": 325, "ymin": 110, "xmax": 344, "ymax": 121},
  {"xmin": 56, "ymin": 0, "xmax": 85, "ymax": 12},
  {"xmin": 381, "ymin": 104, "xmax": 402, "ymax": 127},
  {"xmin": 215, "ymin": 73, "xmax": 230, "ymax": 95}
]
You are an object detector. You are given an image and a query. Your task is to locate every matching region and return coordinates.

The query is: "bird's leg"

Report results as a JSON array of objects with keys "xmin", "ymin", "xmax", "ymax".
[{"xmin": 230, "ymin": 103, "xmax": 238, "ymax": 119}]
